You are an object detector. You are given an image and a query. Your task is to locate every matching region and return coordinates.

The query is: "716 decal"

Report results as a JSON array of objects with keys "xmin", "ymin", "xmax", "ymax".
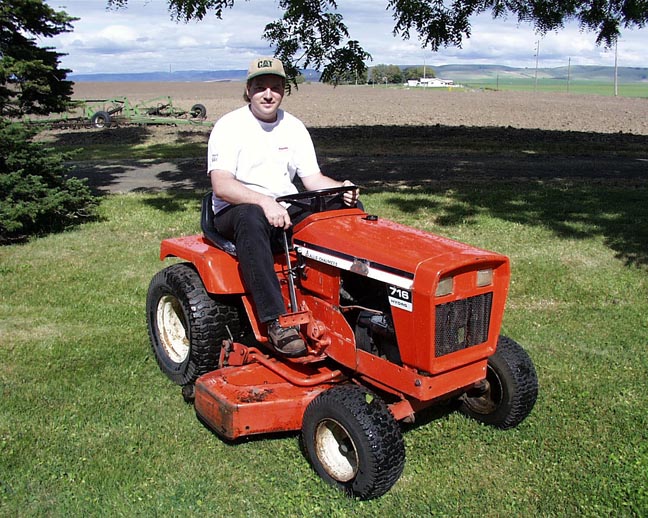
[{"xmin": 388, "ymin": 285, "xmax": 412, "ymax": 312}]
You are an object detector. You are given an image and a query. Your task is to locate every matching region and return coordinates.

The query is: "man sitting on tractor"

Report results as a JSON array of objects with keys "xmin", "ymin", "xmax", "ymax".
[{"xmin": 207, "ymin": 56, "xmax": 359, "ymax": 358}]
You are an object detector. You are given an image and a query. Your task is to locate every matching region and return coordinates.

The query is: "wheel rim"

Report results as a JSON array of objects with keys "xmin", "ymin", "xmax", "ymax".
[
  {"xmin": 156, "ymin": 295, "xmax": 190, "ymax": 364},
  {"xmin": 463, "ymin": 364, "xmax": 504, "ymax": 414},
  {"xmin": 314, "ymin": 418, "xmax": 359, "ymax": 482}
]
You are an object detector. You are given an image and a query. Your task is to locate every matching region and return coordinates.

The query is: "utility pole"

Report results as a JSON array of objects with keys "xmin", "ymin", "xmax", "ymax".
[
  {"xmin": 567, "ymin": 57, "xmax": 571, "ymax": 93},
  {"xmin": 534, "ymin": 40, "xmax": 540, "ymax": 93},
  {"xmin": 614, "ymin": 39, "xmax": 619, "ymax": 97}
]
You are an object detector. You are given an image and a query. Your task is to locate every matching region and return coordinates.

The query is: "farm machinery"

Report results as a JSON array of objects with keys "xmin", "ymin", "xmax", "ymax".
[
  {"xmin": 146, "ymin": 187, "xmax": 538, "ymax": 499},
  {"xmin": 85, "ymin": 95, "xmax": 208, "ymax": 128},
  {"xmin": 20, "ymin": 95, "xmax": 209, "ymax": 128}
]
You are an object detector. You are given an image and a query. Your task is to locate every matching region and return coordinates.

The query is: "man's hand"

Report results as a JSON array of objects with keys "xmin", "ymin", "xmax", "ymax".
[
  {"xmin": 261, "ymin": 198, "xmax": 291, "ymax": 229},
  {"xmin": 299, "ymin": 173, "xmax": 359, "ymax": 206},
  {"xmin": 342, "ymin": 180, "xmax": 360, "ymax": 206}
]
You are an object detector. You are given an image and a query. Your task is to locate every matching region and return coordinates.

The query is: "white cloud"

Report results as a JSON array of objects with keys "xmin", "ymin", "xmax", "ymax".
[
  {"xmin": 43, "ymin": 0, "xmax": 648, "ymax": 74},
  {"xmin": 177, "ymin": 35, "xmax": 200, "ymax": 48}
]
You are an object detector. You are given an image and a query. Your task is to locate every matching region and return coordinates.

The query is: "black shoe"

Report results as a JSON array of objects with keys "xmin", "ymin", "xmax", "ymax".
[{"xmin": 267, "ymin": 320, "xmax": 306, "ymax": 357}]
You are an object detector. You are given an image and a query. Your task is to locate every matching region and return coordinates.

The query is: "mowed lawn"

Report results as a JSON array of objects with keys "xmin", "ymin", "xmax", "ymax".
[{"xmin": 1, "ymin": 121, "xmax": 648, "ymax": 516}]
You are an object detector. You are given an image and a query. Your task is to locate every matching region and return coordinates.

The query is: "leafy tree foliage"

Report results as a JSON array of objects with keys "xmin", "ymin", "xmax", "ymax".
[
  {"xmin": 109, "ymin": 0, "xmax": 648, "ymax": 84},
  {"xmin": 323, "ymin": 66, "xmax": 368, "ymax": 85},
  {"xmin": 369, "ymin": 64, "xmax": 404, "ymax": 85},
  {"xmin": 403, "ymin": 66, "xmax": 436, "ymax": 81},
  {"xmin": 0, "ymin": 1, "xmax": 97, "ymax": 243}
]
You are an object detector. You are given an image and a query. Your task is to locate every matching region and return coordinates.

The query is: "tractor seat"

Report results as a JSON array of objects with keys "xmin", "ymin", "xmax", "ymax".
[{"xmin": 200, "ymin": 192, "xmax": 237, "ymax": 256}]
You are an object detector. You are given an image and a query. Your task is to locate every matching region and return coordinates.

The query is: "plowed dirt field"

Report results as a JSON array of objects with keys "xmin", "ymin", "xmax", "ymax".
[{"xmin": 58, "ymin": 82, "xmax": 648, "ymax": 192}]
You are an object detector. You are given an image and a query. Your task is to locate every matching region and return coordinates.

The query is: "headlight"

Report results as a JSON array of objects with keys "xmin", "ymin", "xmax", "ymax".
[
  {"xmin": 435, "ymin": 276, "xmax": 454, "ymax": 297},
  {"xmin": 477, "ymin": 268, "xmax": 493, "ymax": 287}
]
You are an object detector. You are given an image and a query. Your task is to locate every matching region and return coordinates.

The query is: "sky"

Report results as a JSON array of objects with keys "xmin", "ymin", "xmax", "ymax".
[{"xmin": 42, "ymin": 0, "xmax": 648, "ymax": 75}]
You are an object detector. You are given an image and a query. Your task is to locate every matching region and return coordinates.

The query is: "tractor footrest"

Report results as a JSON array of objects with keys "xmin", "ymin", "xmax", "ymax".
[{"xmin": 194, "ymin": 362, "xmax": 334, "ymax": 440}]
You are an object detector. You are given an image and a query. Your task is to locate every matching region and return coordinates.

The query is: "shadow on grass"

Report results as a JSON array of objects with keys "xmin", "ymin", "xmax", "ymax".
[
  {"xmin": 48, "ymin": 125, "xmax": 206, "ymax": 149},
  {"xmin": 66, "ymin": 123, "xmax": 648, "ymax": 268},
  {"xmin": 53, "ymin": 125, "xmax": 151, "ymax": 147},
  {"xmin": 143, "ymin": 190, "xmax": 199, "ymax": 213},
  {"xmin": 317, "ymin": 125, "xmax": 648, "ymax": 269},
  {"xmin": 375, "ymin": 183, "xmax": 648, "ymax": 268}
]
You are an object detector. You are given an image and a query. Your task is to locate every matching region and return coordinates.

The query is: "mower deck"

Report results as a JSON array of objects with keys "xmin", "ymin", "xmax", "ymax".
[{"xmin": 194, "ymin": 361, "xmax": 336, "ymax": 440}]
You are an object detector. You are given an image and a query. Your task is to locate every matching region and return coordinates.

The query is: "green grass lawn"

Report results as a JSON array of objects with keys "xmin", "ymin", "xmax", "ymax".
[
  {"xmin": 1, "ymin": 179, "xmax": 647, "ymax": 516},
  {"xmin": 380, "ymin": 79, "xmax": 648, "ymax": 97},
  {"xmin": 461, "ymin": 78, "xmax": 648, "ymax": 97}
]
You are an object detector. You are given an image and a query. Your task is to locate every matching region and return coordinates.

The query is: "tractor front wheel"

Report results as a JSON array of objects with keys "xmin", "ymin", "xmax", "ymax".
[
  {"xmin": 459, "ymin": 335, "xmax": 538, "ymax": 429},
  {"xmin": 146, "ymin": 263, "xmax": 241, "ymax": 386},
  {"xmin": 302, "ymin": 384, "xmax": 405, "ymax": 500}
]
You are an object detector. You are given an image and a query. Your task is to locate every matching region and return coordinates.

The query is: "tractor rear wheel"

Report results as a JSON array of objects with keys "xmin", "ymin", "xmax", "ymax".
[
  {"xmin": 146, "ymin": 263, "xmax": 241, "ymax": 386},
  {"xmin": 302, "ymin": 384, "xmax": 405, "ymax": 500},
  {"xmin": 459, "ymin": 335, "xmax": 538, "ymax": 429}
]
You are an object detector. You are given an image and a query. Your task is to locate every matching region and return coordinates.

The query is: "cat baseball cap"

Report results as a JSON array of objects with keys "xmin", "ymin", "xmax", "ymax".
[{"xmin": 247, "ymin": 56, "xmax": 286, "ymax": 81}]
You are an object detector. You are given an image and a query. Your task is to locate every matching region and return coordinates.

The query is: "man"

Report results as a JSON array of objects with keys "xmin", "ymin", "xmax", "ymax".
[{"xmin": 207, "ymin": 56, "xmax": 358, "ymax": 357}]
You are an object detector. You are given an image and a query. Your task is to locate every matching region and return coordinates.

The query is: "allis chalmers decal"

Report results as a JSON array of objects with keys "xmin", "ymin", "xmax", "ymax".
[{"xmin": 295, "ymin": 241, "xmax": 414, "ymax": 291}]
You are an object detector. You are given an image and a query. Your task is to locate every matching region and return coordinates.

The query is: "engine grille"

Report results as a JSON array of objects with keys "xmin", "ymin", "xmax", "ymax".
[{"xmin": 435, "ymin": 292, "xmax": 493, "ymax": 357}]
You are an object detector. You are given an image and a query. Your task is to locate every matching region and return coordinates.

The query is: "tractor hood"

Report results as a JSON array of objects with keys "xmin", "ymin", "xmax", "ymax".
[{"xmin": 293, "ymin": 210, "xmax": 506, "ymax": 290}]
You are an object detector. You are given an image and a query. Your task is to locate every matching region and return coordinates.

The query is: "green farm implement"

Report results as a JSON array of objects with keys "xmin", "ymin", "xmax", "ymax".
[{"xmin": 22, "ymin": 96, "xmax": 210, "ymax": 128}]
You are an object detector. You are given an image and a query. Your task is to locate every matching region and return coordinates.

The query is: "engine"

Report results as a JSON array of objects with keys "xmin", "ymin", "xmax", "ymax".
[{"xmin": 339, "ymin": 271, "xmax": 402, "ymax": 365}]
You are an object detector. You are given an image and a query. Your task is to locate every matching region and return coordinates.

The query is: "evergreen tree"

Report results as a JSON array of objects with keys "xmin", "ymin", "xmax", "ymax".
[
  {"xmin": 0, "ymin": 0, "xmax": 97, "ymax": 243},
  {"xmin": 0, "ymin": 120, "xmax": 97, "ymax": 244},
  {"xmin": 0, "ymin": 0, "xmax": 76, "ymax": 116}
]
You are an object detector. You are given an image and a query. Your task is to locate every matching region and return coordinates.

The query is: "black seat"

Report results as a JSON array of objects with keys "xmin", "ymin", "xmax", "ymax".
[{"xmin": 200, "ymin": 192, "xmax": 237, "ymax": 256}]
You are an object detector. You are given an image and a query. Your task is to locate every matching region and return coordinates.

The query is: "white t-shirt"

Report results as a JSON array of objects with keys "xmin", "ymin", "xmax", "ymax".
[{"xmin": 207, "ymin": 105, "xmax": 320, "ymax": 214}]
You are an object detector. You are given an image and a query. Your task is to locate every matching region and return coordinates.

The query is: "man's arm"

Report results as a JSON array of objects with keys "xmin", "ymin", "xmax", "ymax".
[
  {"xmin": 210, "ymin": 169, "xmax": 291, "ymax": 229},
  {"xmin": 301, "ymin": 172, "xmax": 359, "ymax": 206}
]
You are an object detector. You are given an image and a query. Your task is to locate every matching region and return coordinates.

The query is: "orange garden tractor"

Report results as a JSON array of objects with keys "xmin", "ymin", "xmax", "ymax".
[{"xmin": 146, "ymin": 188, "xmax": 538, "ymax": 500}]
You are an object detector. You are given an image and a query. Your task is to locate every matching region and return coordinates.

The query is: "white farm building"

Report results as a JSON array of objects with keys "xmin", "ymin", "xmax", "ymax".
[{"xmin": 406, "ymin": 77, "xmax": 457, "ymax": 88}]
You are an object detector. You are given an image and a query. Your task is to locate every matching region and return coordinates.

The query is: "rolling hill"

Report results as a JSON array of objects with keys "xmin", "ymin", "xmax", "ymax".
[{"xmin": 69, "ymin": 64, "xmax": 648, "ymax": 83}]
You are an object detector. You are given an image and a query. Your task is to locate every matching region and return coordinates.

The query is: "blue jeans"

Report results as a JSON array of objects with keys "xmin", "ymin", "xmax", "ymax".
[{"xmin": 213, "ymin": 204, "xmax": 310, "ymax": 323}]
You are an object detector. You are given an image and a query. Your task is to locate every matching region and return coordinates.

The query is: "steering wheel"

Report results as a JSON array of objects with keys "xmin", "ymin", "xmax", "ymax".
[{"xmin": 276, "ymin": 185, "xmax": 357, "ymax": 213}]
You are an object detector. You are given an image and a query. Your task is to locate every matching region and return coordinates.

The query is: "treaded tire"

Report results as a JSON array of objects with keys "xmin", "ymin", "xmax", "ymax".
[
  {"xmin": 302, "ymin": 384, "xmax": 405, "ymax": 500},
  {"xmin": 459, "ymin": 335, "xmax": 538, "ymax": 429},
  {"xmin": 190, "ymin": 103, "xmax": 207, "ymax": 118},
  {"xmin": 146, "ymin": 263, "xmax": 241, "ymax": 386},
  {"xmin": 91, "ymin": 110, "xmax": 111, "ymax": 128}
]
